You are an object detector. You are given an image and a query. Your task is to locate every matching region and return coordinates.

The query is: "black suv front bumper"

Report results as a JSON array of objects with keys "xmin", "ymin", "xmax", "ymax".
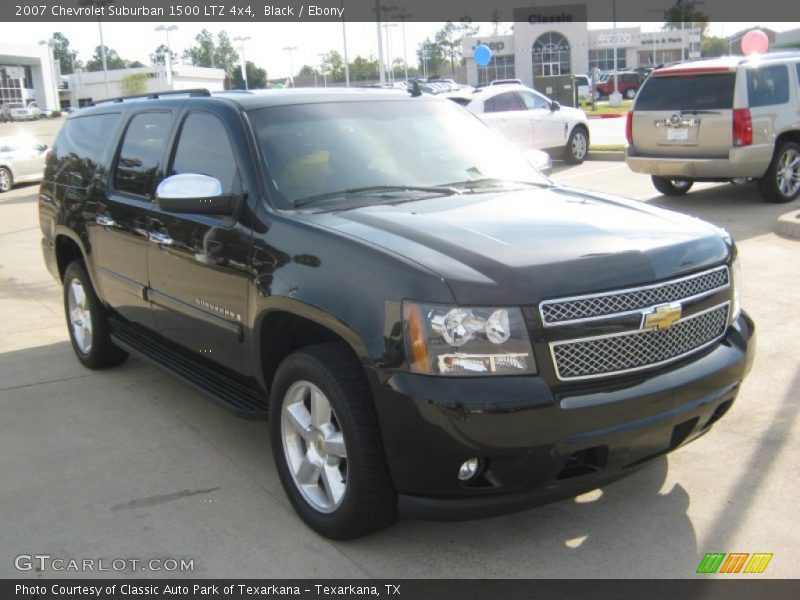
[{"xmin": 370, "ymin": 312, "xmax": 755, "ymax": 520}]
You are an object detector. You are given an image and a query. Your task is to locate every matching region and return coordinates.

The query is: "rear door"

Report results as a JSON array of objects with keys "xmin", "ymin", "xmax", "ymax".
[
  {"xmin": 631, "ymin": 70, "xmax": 737, "ymax": 157},
  {"xmin": 480, "ymin": 91, "xmax": 533, "ymax": 149},
  {"xmin": 146, "ymin": 107, "xmax": 253, "ymax": 376}
]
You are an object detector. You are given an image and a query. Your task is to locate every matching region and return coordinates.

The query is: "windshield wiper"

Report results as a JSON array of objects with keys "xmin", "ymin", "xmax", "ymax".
[
  {"xmin": 293, "ymin": 185, "xmax": 461, "ymax": 209},
  {"xmin": 444, "ymin": 178, "xmax": 552, "ymax": 193}
]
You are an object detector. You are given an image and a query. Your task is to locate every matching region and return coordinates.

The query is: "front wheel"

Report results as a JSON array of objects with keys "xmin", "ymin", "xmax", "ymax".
[
  {"xmin": 269, "ymin": 343, "xmax": 398, "ymax": 539},
  {"xmin": 63, "ymin": 261, "xmax": 128, "ymax": 369},
  {"xmin": 564, "ymin": 127, "xmax": 589, "ymax": 164},
  {"xmin": 0, "ymin": 167, "xmax": 11, "ymax": 193},
  {"xmin": 651, "ymin": 176, "xmax": 693, "ymax": 196},
  {"xmin": 757, "ymin": 141, "xmax": 800, "ymax": 203}
]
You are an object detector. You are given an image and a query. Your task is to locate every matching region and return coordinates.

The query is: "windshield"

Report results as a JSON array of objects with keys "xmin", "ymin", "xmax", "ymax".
[
  {"xmin": 8, "ymin": 103, "xmax": 25, "ymax": 109},
  {"xmin": 249, "ymin": 97, "xmax": 550, "ymax": 210}
]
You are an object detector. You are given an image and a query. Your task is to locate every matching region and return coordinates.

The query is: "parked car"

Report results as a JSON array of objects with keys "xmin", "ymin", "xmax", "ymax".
[
  {"xmin": 450, "ymin": 83, "xmax": 590, "ymax": 163},
  {"xmin": 596, "ymin": 72, "xmax": 642, "ymax": 99},
  {"xmin": 39, "ymin": 88, "xmax": 753, "ymax": 539},
  {"xmin": 490, "ymin": 78, "xmax": 524, "ymax": 86},
  {"xmin": 626, "ymin": 53, "xmax": 800, "ymax": 203},
  {"xmin": 0, "ymin": 136, "xmax": 48, "ymax": 192},
  {"xmin": 1, "ymin": 102, "xmax": 36, "ymax": 121},
  {"xmin": 574, "ymin": 74, "xmax": 591, "ymax": 103},
  {"xmin": 27, "ymin": 102, "xmax": 47, "ymax": 119}
]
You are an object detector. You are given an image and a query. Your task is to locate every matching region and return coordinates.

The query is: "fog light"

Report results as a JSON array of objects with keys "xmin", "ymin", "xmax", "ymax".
[{"xmin": 458, "ymin": 458, "xmax": 481, "ymax": 481}]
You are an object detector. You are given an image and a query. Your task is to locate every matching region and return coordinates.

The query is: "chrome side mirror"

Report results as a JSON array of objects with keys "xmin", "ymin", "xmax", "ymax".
[{"xmin": 156, "ymin": 173, "xmax": 240, "ymax": 216}]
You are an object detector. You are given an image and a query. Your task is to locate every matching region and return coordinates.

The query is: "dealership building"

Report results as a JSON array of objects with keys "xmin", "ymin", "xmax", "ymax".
[
  {"xmin": 463, "ymin": 21, "xmax": 701, "ymax": 88},
  {"xmin": 0, "ymin": 42, "xmax": 60, "ymax": 110}
]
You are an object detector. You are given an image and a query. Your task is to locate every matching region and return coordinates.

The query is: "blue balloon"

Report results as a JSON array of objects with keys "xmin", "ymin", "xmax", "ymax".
[{"xmin": 473, "ymin": 44, "xmax": 493, "ymax": 67}]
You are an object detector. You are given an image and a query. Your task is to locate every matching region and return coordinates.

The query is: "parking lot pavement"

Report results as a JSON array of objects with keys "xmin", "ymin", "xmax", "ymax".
[
  {"xmin": 587, "ymin": 115, "xmax": 627, "ymax": 147},
  {"xmin": 1, "ymin": 158, "xmax": 799, "ymax": 578}
]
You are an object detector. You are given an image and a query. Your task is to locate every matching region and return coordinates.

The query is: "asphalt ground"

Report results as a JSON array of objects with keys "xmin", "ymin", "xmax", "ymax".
[{"xmin": 1, "ymin": 116, "xmax": 799, "ymax": 578}]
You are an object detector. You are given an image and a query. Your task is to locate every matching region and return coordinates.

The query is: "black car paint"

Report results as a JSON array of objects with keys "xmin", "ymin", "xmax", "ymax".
[{"xmin": 39, "ymin": 90, "xmax": 754, "ymax": 515}]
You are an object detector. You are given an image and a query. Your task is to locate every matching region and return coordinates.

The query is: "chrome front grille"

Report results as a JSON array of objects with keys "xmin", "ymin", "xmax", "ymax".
[
  {"xmin": 551, "ymin": 303, "xmax": 730, "ymax": 381},
  {"xmin": 540, "ymin": 266, "xmax": 729, "ymax": 326}
]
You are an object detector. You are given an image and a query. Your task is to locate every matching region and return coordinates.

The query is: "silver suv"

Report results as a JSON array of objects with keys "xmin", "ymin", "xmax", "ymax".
[{"xmin": 626, "ymin": 53, "xmax": 800, "ymax": 203}]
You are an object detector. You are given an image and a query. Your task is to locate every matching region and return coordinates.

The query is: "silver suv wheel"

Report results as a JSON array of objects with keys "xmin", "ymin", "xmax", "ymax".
[
  {"xmin": 776, "ymin": 147, "xmax": 800, "ymax": 199},
  {"xmin": 281, "ymin": 380, "xmax": 348, "ymax": 513}
]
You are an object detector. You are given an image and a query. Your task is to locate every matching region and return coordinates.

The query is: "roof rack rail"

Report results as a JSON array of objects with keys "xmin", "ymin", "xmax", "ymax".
[
  {"xmin": 739, "ymin": 50, "xmax": 800, "ymax": 64},
  {"xmin": 93, "ymin": 88, "xmax": 211, "ymax": 105}
]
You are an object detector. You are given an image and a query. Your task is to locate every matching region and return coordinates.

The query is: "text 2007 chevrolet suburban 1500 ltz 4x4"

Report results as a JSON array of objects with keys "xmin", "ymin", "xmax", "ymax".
[{"xmin": 39, "ymin": 88, "xmax": 755, "ymax": 539}]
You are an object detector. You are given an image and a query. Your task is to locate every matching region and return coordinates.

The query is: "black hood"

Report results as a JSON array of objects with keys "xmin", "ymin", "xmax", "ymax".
[{"xmin": 307, "ymin": 186, "xmax": 731, "ymax": 305}]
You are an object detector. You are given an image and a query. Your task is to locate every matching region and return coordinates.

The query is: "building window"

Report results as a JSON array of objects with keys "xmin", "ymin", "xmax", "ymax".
[
  {"xmin": 588, "ymin": 48, "xmax": 627, "ymax": 72},
  {"xmin": 477, "ymin": 55, "xmax": 516, "ymax": 85},
  {"xmin": 532, "ymin": 32, "xmax": 571, "ymax": 77}
]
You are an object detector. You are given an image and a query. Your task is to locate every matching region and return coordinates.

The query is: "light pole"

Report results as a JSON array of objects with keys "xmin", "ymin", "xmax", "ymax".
[
  {"xmin": 383, "ymin": 23, "xmax": 398, "ymax": 82},
  {"xmin": 283, "ymin": 46, "xmax": 297, "ymax": 86},
  {"xmin": 318, "ymin": 53, "xmax": 328, "ymax": 87},
  {"xmin": 38, "ymin": 40, "xmax": 60, "ymax": 111},
  {"xmin": 233, "ymin": 36, "xmax": 251, "ymax": 90},
  {"xmin": 391, "ymin": 11, "xmax": 413, "ymax": 81},
  {"xmin": 341, "ymin": 0, "xmax": 350, "ymax": 87},
  {"xmin": 373, "ymin": 0, "xmax": 385, "ymax": 85},
  {"xmin": 79, "ymin": 0, "xmax": 112, "ymax": 98},
  {"xmin": 154, "ymin": 25, "xmax": 177, "ymax": 90}
]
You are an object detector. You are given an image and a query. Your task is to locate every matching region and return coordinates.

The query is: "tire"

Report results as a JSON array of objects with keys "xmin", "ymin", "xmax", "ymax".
[
  {"xmin": 651, "ymin": 175, "xmax": 693, "ymax": 196},
  {"xmin": 625, "ymin": 87, "xmax": 637, "ymax": 100},
  {"xmin": 269, "ymin": 343, "xmax": 398, "ymax": 539},
  {"xmin": 0, "ymin": 167, "xmax": 11, "ymax": 193},
  {"xmin": 62, "ymin": 260, "xmax": 128, "ymax": 369},
  {"xmin": 564, "ymin": 126, "xmax": 589, "ymax": 164},
  {"xmin": 757, "ymin": 141, "xmax": 800, "ymax": 204}
]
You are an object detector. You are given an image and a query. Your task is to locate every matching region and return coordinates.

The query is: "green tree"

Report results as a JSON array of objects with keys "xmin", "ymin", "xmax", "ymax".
[
  {"xmin": 214, "ymin": 31, "xmax": 240, "ymax": 85},
  {"xmin": 150, "ymin": 44, "xmax": 177, "ymax": 66},
  {"xmin": 50, "ymin": 32, "xmax": 81, "ymax": 74},
  {"xmin": 182, "ymin": 29, "xmax": 217, "ymax": 67},
  {"xmin": 701, "ymin": 36, "xmax": 729, "ymax": 58},
  {"xmin": 434, "ymin": 21, "xmax": 479, "ymax": 75},
  {"xmin": 120, "ymin": 72, "xmax": 149, "ymax": 95},
  {"xmin": 417, "ymin": 38, "xmax": 446, "ymax": 78},
  {"xmin": 232, "ymin": 61, "xmax": 268, "ymax": 89},
  {"xmin": 321, "ymin": 51, "xmax": 346, "ymax": 82},
  {"xmin": 298, "ymin": 65, "xmax": 316, "ymax": 77},
  {"xmin": 85, "ymin": 46, "xmax": 130, "ymax": 71},
  {"xmin": 348, "ymin": 56, "xmax": 379, "ymax": 81},
  {"xmin": 660, "ymin": 0, "xmax": 709, "ymax": 37}
]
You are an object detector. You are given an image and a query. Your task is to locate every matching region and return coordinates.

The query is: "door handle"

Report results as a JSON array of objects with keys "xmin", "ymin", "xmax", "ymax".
[
  {"xmin": 149, "ymin": 231, "xmax": 174, "ymax": 246},
  {"xmin": 96, "ymin": 215, "xmax": 116, "ymax": 227}
]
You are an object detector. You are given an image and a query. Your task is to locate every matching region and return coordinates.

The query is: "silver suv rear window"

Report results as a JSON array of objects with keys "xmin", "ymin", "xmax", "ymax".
[
  {"xmin": 634, "ymin": 73, "xmax": 736, "ymax": 111},
  {"xmin": 746, "ymin": 65, "xmax": 789, "ymax": 107}
]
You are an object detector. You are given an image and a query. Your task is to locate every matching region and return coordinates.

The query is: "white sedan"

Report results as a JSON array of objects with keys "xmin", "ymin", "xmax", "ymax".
[{"xmin": 448, "ymin": 84, "xmax": 590, "ymax": 164}]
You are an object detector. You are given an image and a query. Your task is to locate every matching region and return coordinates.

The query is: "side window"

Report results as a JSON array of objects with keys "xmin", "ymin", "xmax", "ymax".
[
  {"xmin": 170, "ymin": 113, "xmax": 237, "ymax": 193},
  {"xmin": 747, "ymin": 65, "xmax": 790, "ymax": 107},
  {"xmin": 484, "ymin": 92, "xmax": 524, "ymax": 113},
  {"xmin": 796, "ymin": 64, "xmax": 800, "ymax": 95},
  {"xmin": 114, "ymin": 111, "xmax": 172, "ymax": 198},
  {"xmin": 519, "ymin": 91, "xmax": 551, "ymax": 110},
  {"xmin": 50, "ymin": 113, "xmax": 122, "ymax": 184}
]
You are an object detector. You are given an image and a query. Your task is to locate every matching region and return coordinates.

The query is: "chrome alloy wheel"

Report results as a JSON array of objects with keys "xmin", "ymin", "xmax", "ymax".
[
  {"xmin": 776, "ymin": 147, "xmax": 800, "ymax": 198},
  {"xmin": 281, "ymin": 380, "xmax": 347, "ymax": 513},
  {"xmin": 571, "ymin": 131, "xmax": 588, "ymax": 161},
  {"xmin": 0, "ymin": 168, "xmax": 11, "ymax": 192},
  {"xmin": 67, "ymin": 279, "xmax": 93, "ymax": 353}
]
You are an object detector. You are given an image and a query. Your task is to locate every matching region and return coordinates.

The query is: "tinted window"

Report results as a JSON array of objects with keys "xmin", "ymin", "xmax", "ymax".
[
  {"xmin": 484, "ymin": 92, "xmax": 524, "ymax": 113},
  {"xmin": 49, "ymin": 113, "xmax": 122, "ymax": 184},
  {"xmin": 171, "ymin": 113, "xmax": 237, "ymax": 192},
  {"xmin": 747, "ymin": 65, "xmax": 789, "ymax": 107},
  {"xmin": 635, "ymin": 73, "xmax": 736, "ymax": 110},
  {"xmin": 114, "ymin": 112, "xmax": 171, "ymax": 197}
]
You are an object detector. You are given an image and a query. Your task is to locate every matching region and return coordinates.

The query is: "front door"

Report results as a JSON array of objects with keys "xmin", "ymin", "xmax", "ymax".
[
  {"xmin": 90, "ymin": 110, "xmax": 174, "ymax": 329},
  {"xmin": 481, "ymin": 91, "xmax": 534, "ymax": 150},
  {"xmin": 147, "ymin": 109, "xmax": 252, "ymax": 376},
  {"xmin": 518, "ymin": 90, "xmax": 565, "ymax": 149}
]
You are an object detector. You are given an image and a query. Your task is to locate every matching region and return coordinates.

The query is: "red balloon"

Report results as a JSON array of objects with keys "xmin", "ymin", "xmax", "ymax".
[{"xmin": 742, "ymin": 30, "xmax": 769, "ymax": 55}]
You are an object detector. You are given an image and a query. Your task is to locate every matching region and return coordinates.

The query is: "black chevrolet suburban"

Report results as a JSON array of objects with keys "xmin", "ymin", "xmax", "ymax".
[{"xmin": 39, "ymin": 88, "xmax": 755, "ymax": 539}]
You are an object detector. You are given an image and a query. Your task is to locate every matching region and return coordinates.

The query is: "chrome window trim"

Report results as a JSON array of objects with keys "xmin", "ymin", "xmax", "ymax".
[
  {"xmin": 539, "ymin": 265, "xmax": 730, "ymax": 327},
  {"xmin": 549, "ymin": 302, "xmax": 730, "ymax": 382}
]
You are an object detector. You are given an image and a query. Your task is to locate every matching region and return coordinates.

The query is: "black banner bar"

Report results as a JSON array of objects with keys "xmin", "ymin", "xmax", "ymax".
[
  {"xmin": 4, "ymin": 579, "xmax": 800, "ymax": 600},
  {"xmin": 1, "ymin": 0, "xmax": 799, "ymax": 22}
]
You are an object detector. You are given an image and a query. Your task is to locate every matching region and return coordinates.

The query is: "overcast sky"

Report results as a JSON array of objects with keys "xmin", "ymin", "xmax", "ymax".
[{"xmin": 3, "ymin": 21, "xmax": 798, "ymax": 79}]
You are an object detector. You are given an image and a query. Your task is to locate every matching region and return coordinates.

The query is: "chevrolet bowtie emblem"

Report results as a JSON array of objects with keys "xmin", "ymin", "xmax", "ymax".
[{"xmin": 643, "ymin": 302, "xmax": 683, "ymax": 330}]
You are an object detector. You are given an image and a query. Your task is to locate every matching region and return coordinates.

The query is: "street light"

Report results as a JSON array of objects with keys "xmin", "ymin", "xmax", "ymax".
[
  {"xmin": 79, "ymin": 0, "xmax": 113, "ymax": 98},
  {"xmin": 378, "ymin": 3, "xmax": 397, "ymax": 83},
  {"xmin": 391, "ymin": 11, "xmax": 413, "ymax": 81},
  {"xmin": 283, "ymin": 46, "xmax": 297, "ymax": 86},
  {"xmin": 233, "ymin": 36, "xmax": 251, "ymax": 90},
  {"xmin": 154, "ymin": 25, "xmax": 177, "ymax": 90},
  {"xmin": 383, "ymin": 23, "xmax": 398, "ymax": 83},
  {"xmin": 38, "ymin": 40, "xmax": 60, "ymax": 111}
]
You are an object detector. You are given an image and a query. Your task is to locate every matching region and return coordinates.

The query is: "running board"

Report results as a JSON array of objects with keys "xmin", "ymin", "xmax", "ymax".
[{"xmin": 110, "ymin": 320, "xmax": 269, "ymax": 420}]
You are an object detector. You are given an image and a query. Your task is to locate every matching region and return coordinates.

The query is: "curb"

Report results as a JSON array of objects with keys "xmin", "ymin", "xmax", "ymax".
[
  {"xmin": 587, "ymin": 150, "xmax": 626, "ymax": 162},
  {"xmin": 776, "ymin": 210, "xmax": 800, "ymax": 240},
  {"xmin": 586, "ymin": 112, "xmax": 628, "ymax": 120}
]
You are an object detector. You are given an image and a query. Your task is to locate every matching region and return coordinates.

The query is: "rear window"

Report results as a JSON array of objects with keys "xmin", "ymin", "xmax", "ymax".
[
  {"xmin": 53, "ymin": 114, "xmax": 121, "ymax": 165},
  {"xmin": 747, "ymin": 65, "xmax": 789, "ymax": 107},
  {"xmin": 634, "ymin": 73, "xmax": 736, "ymax": 111}
]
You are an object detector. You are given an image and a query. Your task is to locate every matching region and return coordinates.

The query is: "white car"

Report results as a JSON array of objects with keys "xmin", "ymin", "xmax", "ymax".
[
  {"xmin": 27, "ymin": 102, "xmax": 47, "ymax": 119},
  {"xmin": 450, "ymin": 84, "xmax": 590, "ymax": 163},
  {"xmin": 1, "ymin": 103, "xmax": 35, "ymax": 121},
  {"xmin": 0, "ymin": 136, "xmax": 48, "ymax": 192}
]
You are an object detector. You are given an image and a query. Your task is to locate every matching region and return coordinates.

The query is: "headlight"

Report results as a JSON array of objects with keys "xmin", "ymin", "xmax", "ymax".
[
  {"xmin": 730, "ymin": 253, "xmax": 742, "ymax": 324},
  {"xmin": 403, "ymin": 302, "xmax": 536, "ymax": 376}
]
